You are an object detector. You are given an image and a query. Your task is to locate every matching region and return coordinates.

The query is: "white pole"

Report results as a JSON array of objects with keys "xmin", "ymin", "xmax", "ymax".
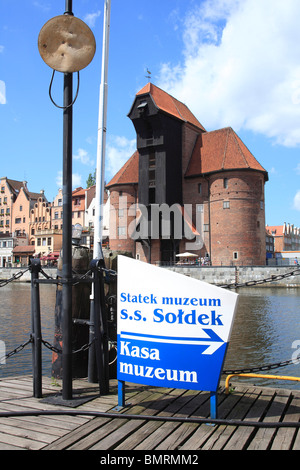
[
  {"xmin": 88, "ymin": 0, "xmax": 111, "ymax": 384},
  {"xmin": 94, "ymin": 0, "xmax": 111, "ymax": 260}
]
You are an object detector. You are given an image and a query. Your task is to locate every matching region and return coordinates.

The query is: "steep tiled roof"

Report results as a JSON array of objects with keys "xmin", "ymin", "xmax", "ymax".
[
  {"xmin": 266, "ymin": 225, "xmax": 284, "ymax": 236},
  {"xmin": 72, "ymin": 187, "xmax": 85, "ymax": 197},
  {"xmin": 185, "ymin": 127, "xmax": 268, "ymax": 180},
  {"xmin": 136, "ymin": 83, "xmax": 206, "ymax": 131},
  {"xmin": 106, "ymin": 150, "xmax": 139, "ymax": 188}
]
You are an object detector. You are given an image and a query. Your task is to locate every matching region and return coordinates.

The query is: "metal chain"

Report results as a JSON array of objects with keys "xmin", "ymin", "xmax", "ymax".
[
  {"xmin": 0, "ymin": 268, "xmax": 30, "ymax": 287},
  {"xmin": 223, "ymin": 356, "xmax": 300, "ymax": 375},
  {"xmin": 0, "ymin": 337, "xmax": 33, "ymax": 362},
  {"xmin": 41, "ymin": 338, "xmax": 95, "ymax": 355},
  {"xmin": 220, "ymin": 267, "xmax": 300, "ymax": 289}
]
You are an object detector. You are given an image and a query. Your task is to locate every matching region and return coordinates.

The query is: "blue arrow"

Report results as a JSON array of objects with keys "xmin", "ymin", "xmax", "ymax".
[{"xmin": 120, "ymin": 329, "xmax": 225, "ymax": 355}]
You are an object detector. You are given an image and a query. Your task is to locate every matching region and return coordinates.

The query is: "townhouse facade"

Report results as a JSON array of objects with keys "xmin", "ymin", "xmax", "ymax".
[
  {"xmin": 0, "ymin": 178, "xmax": 110, "ymax": 266},
  {"xmin": 266, "ymin": 223, "xmax": 300, "ymax": 252}
]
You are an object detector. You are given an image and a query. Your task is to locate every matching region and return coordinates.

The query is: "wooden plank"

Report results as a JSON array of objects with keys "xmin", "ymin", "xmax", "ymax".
[
  {"xmin": 0, "ymin": 430, "xmax": 46, "ymax": 450},
  {"xmin": 128, "ymin": 390, "xmax": 209, "ymax": 451},
  {"xmin": 271, "ymin": 394, "xmax": 300, "ymax": 450},
  {"xmin": 247, "ymin": 390, "xmax": 292, "ymax": 450},
  {"xmin": 43, "ymin": 388, "xmax": 168, "ymax": 450},
  {"xmin": 43, "ymin": 417, "xmax": 113, "ymax": 450},
  {"xmin": 0, "ymin": 416, "xmax": 67, "ymax": 437},
  {"xmin": 180, "ymin": 389, "xmax": 248, "ymax": 450},
  {"xmin": 0, "ymin": 421, "xmax": 58, "ymax": 444},
  {"xmin": 201, "ymin": 388, "xmax": 260, "ymax": 450},
  {"xmin": 223, "ymin": 387, "xmax": 275, "ymax": 450},
  {"xmin": 0, "ymin": 376, "xmax": 300, "ymax": 451},
  {"xmin": 85, "ymin": 389, "xmax": 185, "ymax": 450}
]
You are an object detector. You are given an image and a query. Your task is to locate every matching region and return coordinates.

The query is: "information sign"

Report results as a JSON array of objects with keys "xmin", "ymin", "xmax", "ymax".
[{"xmin": 117, "ymin": 256, "xmax": 238, "ymax": 416}]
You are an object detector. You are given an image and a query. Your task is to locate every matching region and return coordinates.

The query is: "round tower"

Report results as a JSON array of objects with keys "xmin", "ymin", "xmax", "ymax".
[{"xmin": 209, "ymin": 170, "xmax": 266, "ymax": 266}]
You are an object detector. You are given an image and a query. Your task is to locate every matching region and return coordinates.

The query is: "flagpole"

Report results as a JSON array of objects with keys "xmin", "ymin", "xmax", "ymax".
[
  {"xmin": 88, "ymin": 0, "xmax": 111, "ymax": 386},
  {"xmin": 94, "ymin": 0, "xmax": 111, "ymax": 260}
]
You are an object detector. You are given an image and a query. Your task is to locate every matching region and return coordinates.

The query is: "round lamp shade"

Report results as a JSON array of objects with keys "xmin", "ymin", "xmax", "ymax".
[{"xmin": 38, "ymin": 15, "xmax": 96, "ymax": 73}]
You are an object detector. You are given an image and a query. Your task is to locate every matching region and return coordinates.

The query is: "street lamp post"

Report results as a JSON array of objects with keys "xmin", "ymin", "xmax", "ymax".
[
  {"xmin": 38, "ymin": 0, "xmax": 96, "ymax": 402},
  {"xmin": 62, "ymin": 0, "xmax": 73, "ymax": 401}
]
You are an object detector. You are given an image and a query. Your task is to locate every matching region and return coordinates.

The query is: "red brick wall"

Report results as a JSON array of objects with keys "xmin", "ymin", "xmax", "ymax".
[
  {"xmin": 209, "ymin": 171, "xmax": 266, "ymax": 265},
  {"xmin": 109, "ymin": 185, "xmax": 138, "ymax": 255}
]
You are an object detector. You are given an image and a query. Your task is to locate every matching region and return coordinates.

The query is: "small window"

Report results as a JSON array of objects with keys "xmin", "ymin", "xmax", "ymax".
[
  {"xmin": 223, "ymin": 201, "xmax": 230, "ymax": 209},
  {"xmin": 118, "ymin": 226, "xmax": 126, "ymax": 237},
  {"xmin": 233, "ymin": 252, "xmax": 238, "ymax": 260},
  {"xmin": 198, "ymin": 183, "xmax": 202, "ymax": 194},
  {"xmin": 223, "ymin": 178, "xmax": 228, "ymax": 189}
]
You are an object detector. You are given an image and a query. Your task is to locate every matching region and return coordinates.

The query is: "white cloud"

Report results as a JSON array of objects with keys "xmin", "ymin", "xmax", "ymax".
[
  {"xmin": 158, "ymin": 0, "xmax": 300, "ymax": 147},
  {"xmin": 72, "ymin": 173, "xmax": 82, "ymax": 188},
  {"xmin": 0, "ymin": 80, "xmax": 6, "ymax": 105},
  {"xmin": 84, "ymin": 11, "xmax": 101, "ymax": 28},
  {"xmin": 105, "ymin": 135, "xmax": 136, "ymax": 181},
  {"xmin": 293, "ymin": 190, "xmax": 300, "ymax": 210},
  {"xmin": 73, "ymin": 148, "xmax": 95, "ymax": 167},
  {"xmin": 56, "ymin": 171, "xmax": 82, "ymax": 189}
]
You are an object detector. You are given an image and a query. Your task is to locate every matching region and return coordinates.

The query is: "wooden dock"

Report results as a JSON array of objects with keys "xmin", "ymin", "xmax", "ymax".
[{"xmin": 0, "ymin": 375, "xmax": 300, "ymax": 451}]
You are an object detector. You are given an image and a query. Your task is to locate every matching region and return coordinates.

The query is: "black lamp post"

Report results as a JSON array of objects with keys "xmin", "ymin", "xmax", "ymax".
[
  {"xmin": 38, "ymin": 0, "xmax": 96, "ymax": 401},
  {"xmin": 61, "ymin": 0, "xmax": 74, "ymax": 401}
]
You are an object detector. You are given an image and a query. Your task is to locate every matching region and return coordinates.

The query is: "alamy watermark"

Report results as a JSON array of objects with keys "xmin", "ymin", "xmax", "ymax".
[
  {"xmin": 0, "ymin": 340, "xmax": 5, "ymax": 365},
  {"xmin": 106, "ymin": 198, "xmax": 205, "ymax": 250},
  {"xmin": 291, "ymin": 340, "xmax": 300, "ymax": 365}
]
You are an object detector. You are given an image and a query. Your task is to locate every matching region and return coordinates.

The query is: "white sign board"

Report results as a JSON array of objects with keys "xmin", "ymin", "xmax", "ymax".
[{"xmin": 117, "ymin": 256, "xmax": 238, "ymax": 392}]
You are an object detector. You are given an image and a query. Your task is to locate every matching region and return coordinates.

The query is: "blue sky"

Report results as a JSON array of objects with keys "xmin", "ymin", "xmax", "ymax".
[{"xmin": 1, "ymin": 0, "xmax": 300, "ymax": 228}]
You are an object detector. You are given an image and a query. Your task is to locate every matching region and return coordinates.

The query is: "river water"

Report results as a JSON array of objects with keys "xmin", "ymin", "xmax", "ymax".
[{"xmin": 1, "ymin": 283, "xmax": 300, "ymax": 390}]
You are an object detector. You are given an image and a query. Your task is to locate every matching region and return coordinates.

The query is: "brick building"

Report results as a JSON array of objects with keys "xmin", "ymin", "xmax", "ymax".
[
  {"xmin": 107, "ymin": 83, "xmax": 268, "ymax": 266},
  {"xmin": 266, "ymin": 223, "xmax": 300, "ymax": 252}
]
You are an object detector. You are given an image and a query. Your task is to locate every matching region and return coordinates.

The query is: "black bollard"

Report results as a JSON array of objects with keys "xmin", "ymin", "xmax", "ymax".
[
  {"xmin": 51, "ymin": 245, "xmax": 91, "ymax": 380},
  {"xmin": 30, "ymin": 258, "xmax": 42, "ymax": 398}
]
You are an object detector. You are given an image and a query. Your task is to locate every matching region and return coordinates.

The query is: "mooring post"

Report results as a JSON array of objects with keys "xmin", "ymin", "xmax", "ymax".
[
  {"xmin": 90, "ymin": 259, "xmax": 110, "ymax": 395},
  {"xmin": 61, "ymin": 0, "xmax": 74, "ymax": 401},
  {"xmin": 30, "ymin": 258, "xmax": 42, "ymax": 398}
]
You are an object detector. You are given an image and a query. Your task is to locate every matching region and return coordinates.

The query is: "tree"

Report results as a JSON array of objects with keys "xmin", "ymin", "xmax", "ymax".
[{"xmin": 86, "ymin": 170, "xmax": 96, "ymax": 188}]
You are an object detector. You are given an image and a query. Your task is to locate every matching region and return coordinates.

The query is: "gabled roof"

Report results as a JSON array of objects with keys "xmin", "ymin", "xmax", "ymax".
[
  {"xmin": 72, "ymin": 187, "xmax": 85, "ymax": 197},
  {"xmin": 135, "ymin": 83, "xmax": 206, "ymax": 132},
  {"xmin": 185, "ymin": 127, "xmax": 268, "ymax": 180},
  {"xmin": 106, "ymin": 150, "xmax": 139, "ymax": 188}
]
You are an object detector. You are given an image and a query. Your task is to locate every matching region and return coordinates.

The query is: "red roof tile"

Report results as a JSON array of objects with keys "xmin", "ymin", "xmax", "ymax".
[
  {"xmin": 185, "ymin": 127, "xmax": 268, "ymax": 179},
  {"xmin": 136, "ymin": 83, "xmax": 206, "ymax": 131},
  {"xmin": 106, "ymin": 150, "xmax": 139, "ymax": 188}
]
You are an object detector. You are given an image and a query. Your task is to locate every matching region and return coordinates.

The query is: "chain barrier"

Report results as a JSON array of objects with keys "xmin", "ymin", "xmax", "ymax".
[
  {"xmin": 222, "ymin": 357, "xmax": 300, "ymax": 376},
  {"xmin": 220, "ymin": 266, "xmax": 300, "ymax": 289},
  {"xmin": 1, "ymin": 263, "xmax": 300, "ymax": 379},
  {"xmin": 0, "ymin": 267, "xmax": 30, "ymax": 287}
]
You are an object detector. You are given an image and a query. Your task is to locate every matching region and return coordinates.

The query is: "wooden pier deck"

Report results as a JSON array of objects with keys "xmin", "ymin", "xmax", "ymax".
[{"xmin": 0, "ymin": 375, "xmax": 300, "ymax": 451}]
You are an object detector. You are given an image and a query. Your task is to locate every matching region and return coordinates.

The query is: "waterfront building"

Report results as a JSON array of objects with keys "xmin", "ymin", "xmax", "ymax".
[
  {"xmin": 11, "ymin": 185, "xmax": 44, "ymax": 238},
  {"xmin": 106, "ymin": 83, "xmax": 268, "ymax": 266},
  {"xmin": 266, "ymin": 223, "xmax": 300, "ymax": 253},
  {"xmin": 0, "ymin": 177, "xmax": 27, "ymax": 235},
  {"xmin": 52, "ymin": 188, "xmax": 63, "ymax": 231},
  {"xmin": 265, "ymin": 228, "xmax": 275, "ymax": 261},
  {"xmin": 72, "ymin": 187, "xmax": 85, "ymax": 228}
]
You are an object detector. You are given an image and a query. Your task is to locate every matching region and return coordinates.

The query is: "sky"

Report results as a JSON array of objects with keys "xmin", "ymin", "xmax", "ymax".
[{"xmin": 1, "ymin": 0, "xmax": 300, "ymax": 228}]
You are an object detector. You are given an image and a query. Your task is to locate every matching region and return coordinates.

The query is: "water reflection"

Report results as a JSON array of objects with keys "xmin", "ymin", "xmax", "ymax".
[
  {"xmin": 0, "ymin": 283, "xmax": 56, "ymax": 378},
  {"xmin": 224, "ymin": 287, "xmax": 300, "ymax": 389},
  {"xmin": 1, "ymin": 284, "xmax": 300, "ymax": 390}
]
